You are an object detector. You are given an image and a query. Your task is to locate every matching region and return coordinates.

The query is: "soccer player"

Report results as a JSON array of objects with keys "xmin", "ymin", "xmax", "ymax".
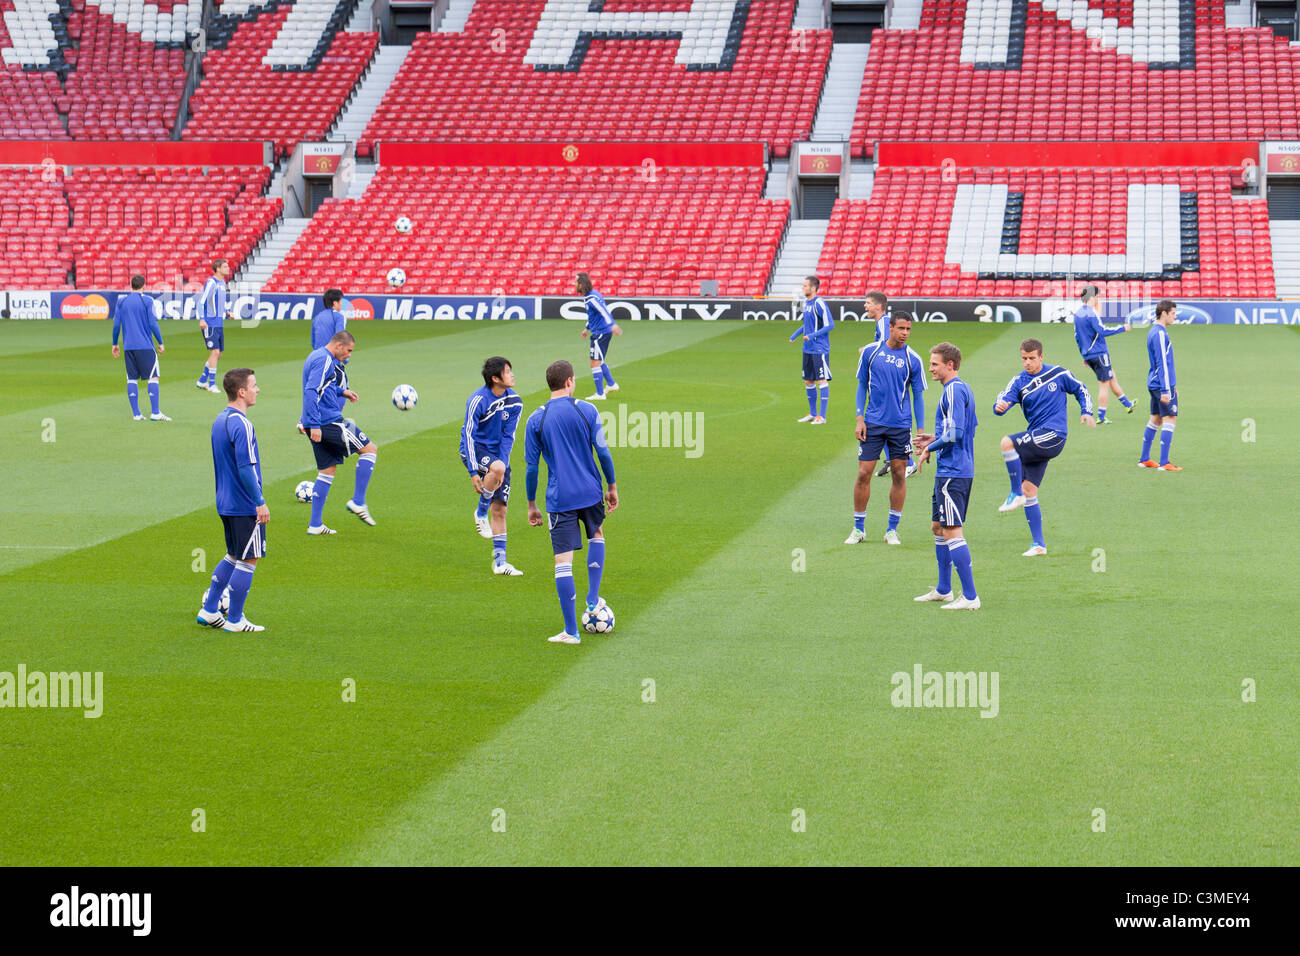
[
  {"xmin": 197, "ymin": 368, "xmax": 268, "ymax": 632},
  {"xmin": 1140, "ymin": 299, "xmax": 1181, "ymax": 471},
  {"xmin": 525, "ymin": 359, "xmax": 618, "ymax": 645},
  {"xmin": 865, "ymin": 289, "xmax": 890, "ymax": 343},
  {"xmin": 576, "ymin": 272, "xmax": 622, "ymax": 400},
  {"xmin": 461, "ymin": 356, "xmax": 524, "ymax": 575},
  {"xmin": 310, "ymin": 288, "xmax": 346, "ymax": 350},
  {"xmin": 195, "ymin": 258, "xmax": 233, "ymax": 393},
  {"xmin": 1072, "ymin": 284, "xmax": 1134, "ymax": 423},
  {"xmin": 110, "ymin": 274, "xmax": 169, "ymax": 421},
  {"xmin": 789, "ymin": 275, "xmax": 833, "ymax": 424},
  {"xmin": 914, "ymin": 343, "xmax": 980, "ymax": 609},
  {"xmin": 301, "ymin": 330, "xmax": 379, "ymax": 533},
  {"xmin": 849, "ymin": 310, "xmax": 926, "ymax": 546},
  {"xmin": 993, "ymin": 338, "xmax": 1095, "ymax": 556}
]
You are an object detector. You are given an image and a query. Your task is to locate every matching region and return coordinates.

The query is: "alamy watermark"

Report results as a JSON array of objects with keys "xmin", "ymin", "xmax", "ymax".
[
  {"xmin": 597, "ymin": 404, "xmax": 703, "ymax": 459},
  {"xmin": 890, "ymin": 663, "xmax": 999, "ymax": 718},
  {"xmin": 0, "ymin": 665, "xmax": 103, "ymax": 718}
]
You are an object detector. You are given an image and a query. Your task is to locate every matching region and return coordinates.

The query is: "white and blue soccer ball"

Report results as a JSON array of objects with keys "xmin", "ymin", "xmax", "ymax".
[
  {"xmin": 392, "ymin": 384, "xmax": 418, "ymax": 410},
  {"xmin": 386, "ymin": 267, "xmax": 407, "ymax": 288},
  {"xmin": 294, "ymin": 480, "xmax": 315, "ymax": 502},
  {"xmin": 394, "ymin": 215, "xmax": 413, "ymax": 234},
  {"xmin": 581, "ymin": 603, "xmax": 615, "ymax": 634},
  {"xmin": 202, "ymin": 586, "xmax": 231, "ymax": 615}
]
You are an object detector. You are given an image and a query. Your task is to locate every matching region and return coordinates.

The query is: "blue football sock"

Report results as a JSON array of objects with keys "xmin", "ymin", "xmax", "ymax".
[
  {"xmin": 819, "ymin": 385, "xmax": 828, "ymax": 418},
  {"xmin": 1024, "ymin": 496, "xmax": 1044, "ymax": 548},
  {"xmin": 908, "ymin": 456, "xmax": 915, "ymax": 468},
  {"xmin": 147, "ymin": 381, "xmax": 160, "ymax": 415},
  {"xmin": 805, "ymin": 386, "xmax": 817, "ymax": 416},
  {"xmin": 1098, "ymin": 406, "xmax": 1108, "ymax": 422},
  {"xmin": 1141, "ymin": 424, "xmax": 1157, "ymax": 461},
  {"xmin": 353, "ymin": 452, "xmax": 376, "ymax": 506},
  {"xmin": 555, "ymin": 562, "xmax": 578, "ymax": 636},
  {"xmin": 935, "ymin": 535, "xmax": 952, "ymax": 594},
  {"xmin": 1120, "ymin": 394, "xmax": 1133, "ymax": 408},
  {"xmin": 492, "ymin": 533, "xmax": 507, "ymax": 568},
  {"xmin": 199, "ymin": 366, "xmax": 211, "ymax": 385},
  {"xmin": 887, "ymin": 510, "xmax": 902, "ymax": 532},
  {"xmin": 601, "ymin": 363, "xmax": 615, "ymax": 386},
  {"xmin": 476, "ymin": 490, "xmax": 492, "ymax": 518},
  {"xmin": 948, "ymin": 537, "xmax": 977, "ymax": 600},
  {"xmin": 1160, "ymin": 423, "xmax": 1175, "ymax": 465},
  {"xmin": 1002, "ymin": 448, "xmax": 1022, "ymax": 495},
  {"xmin": 226, "ymin": 560, "xmax": 256, "ymax": 622},
  {"xmin": 585, "ymin": 538, "xmax": 605, "ymax": 607},
  {"xmin": 310, "ymin": 473, "xmax": 333, "ymax": 526},
  {"xmin": 853, "ymin": 511, "xmax": 866, "ymax": 532},
  {"xmin": 126, "ymin": 380, "xmax": 141, "ymax": 416},
  {"xmin": 592, "ymin": 371, "xmax": 605, "ymax": 396},
  {"xmin": 203, "ymin": 556, "xmax": 237, "ymax": 612}
]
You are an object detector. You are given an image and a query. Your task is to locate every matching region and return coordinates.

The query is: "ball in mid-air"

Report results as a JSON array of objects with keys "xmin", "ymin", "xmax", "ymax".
[
  {"xmin": 394, "ymin": 216, "xmax": 413, "ymax": 234},
  {"xmin": 581, "ymin": 603, "xmax": 615, "ymax": 634},
  {"xmin": 294, "ymin": 480, "xmax": 314, "ymax": 502},
  {"xmin": 392, "ymin": 384, "xmax": 418, "ymax": 410},
  {"xmin": 386, "ymin": 267, "xmax": 406, "ymax": 288}
]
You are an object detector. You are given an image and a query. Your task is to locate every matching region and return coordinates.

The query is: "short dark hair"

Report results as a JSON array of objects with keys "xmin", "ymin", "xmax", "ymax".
[
  {"xmin": 546, "ymin": 359, "xmax": 574, "ymax": 391},
  {"xmin": 223, "ymin": 368, "xmax": 255, "ymax": 400},
  {"xmin": 130, "ymin": 275, "xmax": 145, "ymax": 290},
  {"xmin": 1156, "ymin": 299, "xmax": 1177, "ymax": 319},
  {"xmin": 323, "ymin": 288, "xmax": 343, "ymax": 309},
  {"xmin": 329, "ymin": 330, "xmax": 355, "ymax": 346},
  {"xmin": 889, "ymin": 309, "xmax": 913, "ymax": 327},
  {"xmin": 213, "ymin": 258, "xmax": 228, "ymax": 273},
  {"xmin": 575, "ymin": 273, "xmax": 593, "ymax": 295},
  {"xmin": 865, "ymin": 290, "xmax": 888, "ymax": 310},
  {"xmin": 930, "ymin": 342, "xmax": 961, "ymax": 370},
  {"xmin": 482, "ymin": 356, "xmax": 512, "ymax": 387},
  {"xmin": 1080, "ymin": 284, "xmax": 1100, "ymax": 302},
  {"xmin": 804, "ymin": 275, "xmax": 820, "ymax": 290},
  {"xmin": 1020, "ymin": 338, "xmax": 1044, "ymax": 356}
]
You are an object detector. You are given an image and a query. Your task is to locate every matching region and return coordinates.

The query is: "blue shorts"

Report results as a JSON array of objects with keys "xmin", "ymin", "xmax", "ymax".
[
  {"xmin": 859, "ymin": 424, "xmax": 912, "ymax": 462},
  {"xmin": 1009, "ymin": 428, "xmax": 1066, "ymax": 487},
  {"xmin": 802, "ymin": 352, "xmax": 832, "ymax": 382},
  {"xmin": 220, "ymin": 514, "xmax": 266, "ymax": 560},
  {"xmin": 932, "ymin": 476, "xmax": 972, "ymax": 527},
  {"xmin": 1084, "ymin": 354, "xmax": 1113, "ymax": 381},
  {"xmin": 548, "ymin": 501, "xmax": 606, "ymax": 555},
  {"xmin": 589, "ymin": 333, "xmax": 613, "ymax": 363},
  {"xmin": 473, "ymin": 462, "xmax": 511, "ymax": 505},
  {"xmin": 124, "ymin": 348, "xmax": 158, "ymax": 380},
  {"xmin": 308, "ymin": 419, "xmax": 371, "ymax": 469},
  {"xmin": 201, "ymin": 326, "xmax": 224, "ymax": 351},
  {"xmin": 1149, "ymin": 387, "xmax": 1179, "ymax": 417}
]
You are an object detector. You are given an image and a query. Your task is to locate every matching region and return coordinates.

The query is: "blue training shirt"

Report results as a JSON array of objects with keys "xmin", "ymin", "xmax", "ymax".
[
  {"xmin": 211, "ymin": 406, "xmax": 263, "ymax": 515},
  {"xmin": 460, "ymin": 386, "xmax": 524, "ymax": 473},
  {"xmin": 1147, "ymin": 324, "xmax": 1176, "ymax": 391},
  {"xmin": 856, "ymin": 340, "xmax": 926, "ymax": 429},
  {"xmin": 301, "ymin": 346, "xmax": 349, "ymax": 428},
  {"xmin": 524, "ymin": 397, "xmax": 614, "ymax": 513},
  {"xmin": 112, "ymin": 291, "xmax": 163, "ymax": 350},
  {"xmin": 872, "ymin": 314, "xmax": 889, "ymax": 342},
  {"xmin": 310, "ymin": 308, "xmax": 346, "ymax": 350},
  {"xmin": 994, "ymin": 363, "xmax": 1093, "ymax": 433},
  {"xmin": 789, "ymin": 296, "xmax": 833, "ymax": 355},
  {"xmin": 1072, "ymin": 305, "xmax": 1126, "ymax": 359},
  {"xmin": 196, "ymin": 275, "xmax": 229, "ymax": 327},
  {"xmin": 928, "ymin": 377, "xmax": 977, "ymax": 478},
  {"xmin": 585, "ymin": 291, "xmax": 616, "ymax": 335}
]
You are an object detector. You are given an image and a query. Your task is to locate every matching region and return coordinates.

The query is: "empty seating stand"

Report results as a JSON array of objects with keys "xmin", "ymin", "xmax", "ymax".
[{"xmin": 0, "ymin": 167, "xmax": 72, "ymax": 287}]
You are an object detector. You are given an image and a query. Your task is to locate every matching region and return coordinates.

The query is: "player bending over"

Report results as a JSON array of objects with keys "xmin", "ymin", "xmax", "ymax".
[
  {"xmin": 1072, "ymin": 284, "xmax": 1134, "ymax": 424},
  {"xmin": 1139, "ymin": 299, "xmax": 1182, "ymax": 471},
  {"xmin": 913, "ymin": 343, "xmax": 980, "ymax": 610},
  {"xmin": 849, "ymin": 310, "xmax": 926, "ymax": 546},
  {"xmin": 195, "ymin": 258, "xmax": 233, "ymax": 393},
  {"xmin": 461, "ymin": 356, "xmax": 524, "ymax": 575},
  {"xmin": 525, "ymin": 360, "xmax": 619, "ymax": 644},
  {"xmin": 576, "ymin": 272, "xmax": 622, "ymax": 400},
  {"xmin": 790, "ymin": 275, "xmax": 833, "ymax": 424},
  {"xmin": 111, "ymin": 274, "xmax": 169, "ymax": 421},
  {"xmin": 301, "ymin": 331, "xmax": 378, "ymax": 533},
  {"xmin": 993, "ymin": 338, "xmax": 1095, "ymax": 556}
]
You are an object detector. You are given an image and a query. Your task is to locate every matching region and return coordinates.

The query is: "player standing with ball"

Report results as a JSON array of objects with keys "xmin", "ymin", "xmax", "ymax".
[{"xmin": 461, "ymin": 356, "xmax": 524, "ymax": 576}]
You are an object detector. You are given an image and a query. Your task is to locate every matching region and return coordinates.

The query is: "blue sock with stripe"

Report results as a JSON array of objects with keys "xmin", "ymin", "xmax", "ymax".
[
  {"xmin": 310, "ymin": 473, "xmax": 333, "ymax": 527},
  {"xmin": 1120, "ymin": 394, "xmax": 1133, "ymax": 408},
  {"xmin": 818, "ymin": 385, "xmax": 828, "ymax": 418},
  {"xmin": 853, "ymin": 511, "xmax": 866, "ymax": 532},
  {"xmin": 476, "ymin": 489, "xmax": 492, "ymax": 518},
  {"xmin": 492, "ymin": 534, "xmax": 507, "ymax": 568},
  {"xmin": 806, "ymin": 386, "xmax": 817, "ymax": 416},
  {"xmin": 1098, "ymin": 405, "xmax": 1108, "ymax": 422},
  {"xmin": 592, "ymin": 370, "xmax": 605, "ymax": 396},
  {"xmin": 601, "ymin": 363, "xmax": 615, "ymax": 386},
  {"xmin": 1003, "ymin": 448, "xmax": 1022, "ymax": 495},
  {"xmin": 147, "ymin": 381, "xmax": 160, "ymax": 415},
  {"xmin": 353, "ymin": 452, "xmax": 376, "ymax": 506},
  {"xmin": 887, "ymin": 510, "xmax": 902, "ymax": 532},
  {"xmin": 935, "ymin": 535, "xmax": 952, "ymax": 594},
  {"xmin": 555, "ymin": 562, "xmax": 578, "ymax": 636},
  {"xmin": 203, "ymin": 556, "xmax": 237, "ymax": 613},
  {"xmin": 1141, "ymin": 424, "xmax": 1157, "ymax": 462},
  {"xmin": 948, "ymin": 537, "xmax": 977, "ymax": 599},
  {"xmin": 1024, "ymin": 496, "xmax": 1044, "ymax": 548},
  {"xmin": 126, "ymin": 380, "xmax": 141, "ymax": 416},
  {"xmin": 585, "ymin": 538, "xmax": 605, "ymax": 607},
  {"xmin": 226, "ymin": 560, "xmax": 256, "ymax": 623},
  {"xmin": 1159, "ymin": 424, "xmax": 1175, "ymax": 466}
]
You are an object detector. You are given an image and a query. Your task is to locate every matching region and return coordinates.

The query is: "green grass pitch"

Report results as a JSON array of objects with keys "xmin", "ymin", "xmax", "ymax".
[{"xmin": 0, "ymin": 317, "xmax": 1296, "ymax": 865}]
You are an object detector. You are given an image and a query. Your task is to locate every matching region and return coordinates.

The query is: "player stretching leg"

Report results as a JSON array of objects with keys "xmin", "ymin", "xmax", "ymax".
[
  {"xmin": 194, "ymin": 259, "xmax": 233, "ymax": 393},
  {"xmin": 1072, "ymin": 284, "xmax": 1134, "ymax": 424},
  {"xmin": 994, "ymin": 338, "xmax": 1095, "ymax": 555},
  {"xmin": 790, "ymin": 275, "xmax": 834, "ymax": 424},
  {"xmin": 461, "ymin": 356, "xmax": 524, "ymax": 575},
  {"xmin": 576, "ymin": 272, "xmax": 622, "ymax": 400},
  {"xmin": 301, "ymin": 331, "xmax": 379, "ymax": 533},
  {"xmin": 111, "ymin": 274, "xmax": 169, "ymax": 421},
  {"xmin": 914, "ymin": 343, "xmax": 980, "ymax": 609},
  {"xmin": 849, "ymin": 311, "xmax": 926, "ymax": 546},
  {"xmin": 1140, "ymin": 299, "xmax": 1182, "ymax": 471},
  {"xmin": 526, "ymin": 360, "xmax": 618, "ymax": 644}
]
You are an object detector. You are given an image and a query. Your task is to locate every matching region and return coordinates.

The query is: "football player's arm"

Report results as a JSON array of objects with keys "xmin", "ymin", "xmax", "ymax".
[
  {"xmin": 993, "ymin": 377, "xmax": 1019, "ymax": 414},
  {"xmin": 524, "ymin": 415, "xmax": 541, "ymax": 502},
  {"xmin": 148, "ymin": 298, "xmax": 164, "ymax": 348},
  {"xmin": 926, "ymin": 390, "xmax": 965, "ymax": 457},
  {"xmin": 591, "ymin": 412, "xmax": 617, "ymax": 511},
  {"xmin": 1067, "ymin": 373, "xmax": 1096, "ymax": 423},
  {"xmin": 1102, "ymin": 323, "xmax": 1127, "ymax": 337},
  {"xmin": 911, "ymin": 360, "xmax": 926, "ymax": 431},
  {"xmin": 497, "ymin": 399, "xmax": 522, "ymax": 465},
  {"xmin": 301, "ymin": 358, "xmax": 325, "ymax": 431},
  {"xmin": 805, "ymin": 305, "xmax": 834, "ymax": 343},
  {"xmin": 229, "ymin": 420, "xmax": 266, "ymax": 508}
]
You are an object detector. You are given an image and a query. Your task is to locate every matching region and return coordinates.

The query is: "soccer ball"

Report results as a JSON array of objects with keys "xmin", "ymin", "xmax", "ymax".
[
  {"xmin": 394, "ymin": 216, "xmax": 413, "ymax": 234},
  {"xmin": 202, "ymin": 586, "xmax": 231, "ymax": 615},
  {"xmin": 386, "ymin": 267, "xmax": 406, "ymax": 288},
  {"xmin": 294, "ymin": 480, "xmax": 314, "ymax": 502},
  {"xmin": 581, "ymin": 603, "xmax": 615, "ymax": 634},
  {"xmin": 392, "ymin": 384, "xmax": 418, "ymax": 410}
]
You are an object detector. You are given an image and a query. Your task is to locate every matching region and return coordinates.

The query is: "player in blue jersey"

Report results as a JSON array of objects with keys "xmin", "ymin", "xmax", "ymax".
[
  {"xmin": 198, "ymin": 368, "xmax": 268, "ymax": 632},
  {"xmin": 461, "ymin": 356, "xmax": 525, "ymax": 575},
  {"xmin": 850, "ymin": 310, "xmax": 926, "ymax": 546},
  {"xmin": 525, "ymin": 360, "xmax": 618, "ymax": 645},
  {"xmin": 865, "ymin": 290, "xmax": 890, "ymax": 343},
  {"xmin": 1139, "ymin": 299, "xmax": 1182, "ymax": 471},
  {"xmin": 790, "ymin": 275, "xmax": 834, "ymax": 424},
  {"xmin": 993, "ymin": 338, "xmax": 1095, "ymax": 556},
  {"xmin": 110, "ymin": 274, "xmax": 170, "ymax": 421},
  {"xmin": 310, "ymin": 288, "xmax": 346, "ymax": 350},
  {"xmin": 914, "ymin": 343, "xmax": 980, "ymax": 609},
  {"xmin": 1072, "ymin": 284, "xmax": 1134, "ymax": 424},
  {"xmin": 576, "ymin": 272, "xmax": 622, "ymax": 400},
  {"xmin": 195, "ymin": 258, "xmax": 233, "ymax": 393},
  {"xmin": 301, "ymin": 330, "xmax": 379, "ymax": 533}
]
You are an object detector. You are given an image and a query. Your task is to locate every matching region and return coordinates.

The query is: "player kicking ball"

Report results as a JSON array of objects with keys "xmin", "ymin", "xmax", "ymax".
[
  {"xmin": 461, "ymin": 356, "xmax": 524, "ymax": 575},
  {"xmin": 111, "ymin": 274, "xmax": 170, "ymax": 421},
  {"xmin": 1072, "ymin": 284, "xmax": 1134, "ymax": 424},
  {"xmin": 993, "ymin": 338, "xmax": 1095, "ymax": 556},
  {"xmin": 913, "ymin": 344, "xmax": 980, "ymax": 609},
  {"xmin": 301, "ymin": 330, "xmax": 378, "ymax": 534}
]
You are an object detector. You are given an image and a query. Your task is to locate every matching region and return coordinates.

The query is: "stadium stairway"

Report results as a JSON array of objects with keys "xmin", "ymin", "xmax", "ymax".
[
  {"xmin": 1269, "ymin": 220, "xmax": 1300, "ymax": 297},
  {"xmin": 887, "ymin": 0, "xmax": 925, "ymax": 28},
  {"xmin": 848, "ymin": 161, "xmax": 873, "ymax": 200},
  {"xmin": 769, "ymin": 218, "xmax": 831, "ymax": 297},
  {"xmin": 328, "ymin": 44, "xmax": 411, "ymax": 144},
  {"xmin": 811, "ymin": 43, "xmax": 872, "ymax": 140},
  {"xmin": 235, "ymin": 216, "xmax": 311, "ymax": 289},
  {"xmin": 438, "ymin": 0, "xmax": 477, "ymax": 32},
  {"xmin": 794, "ymin": 0, "xmax": 826, "ymax": 28},
  {"xmin": 1225, "ymin": 0, "xmax": 1253, "ymax": 28}
]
